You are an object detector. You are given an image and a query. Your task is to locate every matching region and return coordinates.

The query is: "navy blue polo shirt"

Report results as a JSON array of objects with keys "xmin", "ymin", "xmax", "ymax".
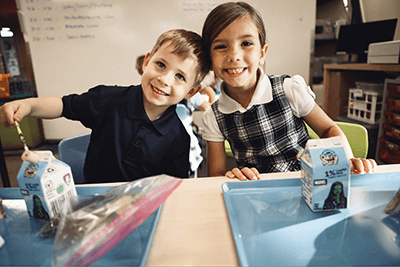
[{"xmin": 62, "ymin": 84, "xmax": 191, "ymax": 183}]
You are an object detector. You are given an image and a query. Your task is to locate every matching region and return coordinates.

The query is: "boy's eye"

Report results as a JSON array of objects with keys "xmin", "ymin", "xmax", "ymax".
[
  {"xmin": 176, "ymin": 73, "xmax": 186, "ymax": 82},
  {"xmin": 156, "ymin": 62, "xmax": 165, "ymax": 68}
]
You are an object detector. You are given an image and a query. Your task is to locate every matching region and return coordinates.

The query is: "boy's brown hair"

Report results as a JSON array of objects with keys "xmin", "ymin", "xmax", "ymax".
[{"xmin": 149, "ymin": 29, "xmax": 210, "ymax": 87}]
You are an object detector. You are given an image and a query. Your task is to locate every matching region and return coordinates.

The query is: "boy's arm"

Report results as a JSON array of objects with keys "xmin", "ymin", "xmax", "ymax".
[{"xmin": 0, "ymin": 96, "xmax": 63, "ymax": 127}]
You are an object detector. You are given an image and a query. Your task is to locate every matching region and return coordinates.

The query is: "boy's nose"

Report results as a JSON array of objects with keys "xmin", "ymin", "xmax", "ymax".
[{"xmin": 157, "ymin": 72, "xmax": 173, "ymax": 86}]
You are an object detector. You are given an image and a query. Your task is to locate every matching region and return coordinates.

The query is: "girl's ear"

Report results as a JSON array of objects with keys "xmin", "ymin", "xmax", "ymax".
[
  {"xmin": 259, "ymin": 43, "xmax": 269, "ymax": 66},
  {"xmin": 185, "ymin": 84, "xmax": 202, "ymax": 99},
  {"xmin": 142, "ymin": 52, "xmax": 152, "ymax": 70}
]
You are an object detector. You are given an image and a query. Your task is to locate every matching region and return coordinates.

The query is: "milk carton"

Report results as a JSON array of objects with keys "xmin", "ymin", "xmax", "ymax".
[
  {"xmin": 300, "ymin": 136, "xmax": 350, "ymax": 212},
  {"xmin": 17, "ymin": 150, "xmax": 77, "ymax": 220}
]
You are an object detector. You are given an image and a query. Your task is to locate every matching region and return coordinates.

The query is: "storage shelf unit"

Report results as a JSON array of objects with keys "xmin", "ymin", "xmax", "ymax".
[
  {"xmin": 323, "ymin": 64, "xmax": 400, "ymax": 160},
  {"xmin": 375, "ymin": 79, "xmax": 400, "ymax": 164}
]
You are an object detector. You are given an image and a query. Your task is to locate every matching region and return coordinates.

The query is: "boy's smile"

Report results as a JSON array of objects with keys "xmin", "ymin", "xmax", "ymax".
[
  {"xmin": 141, "ymin": 41, "xmax": 200, "ymax": 120},
  {"xmin": 210, "ymin": 15, "xmax": 267, "ymax": 94}
]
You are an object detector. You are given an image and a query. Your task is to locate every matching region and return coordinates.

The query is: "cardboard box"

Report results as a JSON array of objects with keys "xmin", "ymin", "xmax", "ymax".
[
  {"xmin": 368, "ymin": 40, "xmax": 400, "ymax": 64},
  {"xmin": 17, "ymin": 151, "xmax": 77, "ymax": 220},
  {"xmin": 300, "ymin": 136, "xmax": 350, "ymax": 212}
]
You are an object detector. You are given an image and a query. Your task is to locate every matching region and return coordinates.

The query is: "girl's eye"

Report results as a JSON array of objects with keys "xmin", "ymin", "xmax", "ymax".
[
  {"xmin": 176, "ymin": 73, "xmax": 185, "ymax": 82},
  {"xmin": 242, "ymin": 41, "xmax": 253, "ymax": 46},
  {"xmin": 156, "ymin": 62, "xmax": 165, "ymax": 69},
  {"xmin": 213, "ymin": 44, "xmax": 226, "ymax": 50}
]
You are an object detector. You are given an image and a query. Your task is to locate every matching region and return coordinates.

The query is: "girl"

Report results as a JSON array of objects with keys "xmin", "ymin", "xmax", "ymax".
[{"xmin": 201, "ymin": 2, "xmax": 376, "ymax": 181}]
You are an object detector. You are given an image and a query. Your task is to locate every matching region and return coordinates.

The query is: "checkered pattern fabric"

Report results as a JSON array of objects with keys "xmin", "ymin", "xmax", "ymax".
[{"xmin": 212, "ymin": 75, "xmax": 309, "ymax": 173}]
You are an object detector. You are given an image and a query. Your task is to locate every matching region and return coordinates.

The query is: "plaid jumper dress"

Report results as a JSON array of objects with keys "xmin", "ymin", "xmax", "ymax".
[{"xmin": 212, "ymin": 75, "xmax": 310, "ymax": 173}]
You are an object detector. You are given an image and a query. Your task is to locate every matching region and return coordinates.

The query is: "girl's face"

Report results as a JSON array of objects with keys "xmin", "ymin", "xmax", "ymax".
[{"xmin": 210, "ymin": 15, "xmax": 268, "ymax": 92}]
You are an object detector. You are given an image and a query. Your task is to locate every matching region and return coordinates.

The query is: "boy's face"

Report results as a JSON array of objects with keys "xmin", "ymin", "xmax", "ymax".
[{"xmin": 141, "ymin": 42, "xmax": 200, "ymax": 110}]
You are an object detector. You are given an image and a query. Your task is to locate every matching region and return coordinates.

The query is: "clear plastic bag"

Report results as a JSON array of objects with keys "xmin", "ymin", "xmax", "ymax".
[{"xmin": 52, "ymin": 174, "xmax": 182, "ymax": 266}]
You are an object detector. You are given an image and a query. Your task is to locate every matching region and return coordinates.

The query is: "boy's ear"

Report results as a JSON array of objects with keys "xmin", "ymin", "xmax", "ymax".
[
  {"xmin": 142, "ymin": 52, "xmax": 152, "ymax": 70},
  {"xmin": 259, "ymin": 43, "xmax": 268, "ymax": 66},
  {"xmin": 184, "ymin": 84, "xmax": 202, "ymax": 99}
]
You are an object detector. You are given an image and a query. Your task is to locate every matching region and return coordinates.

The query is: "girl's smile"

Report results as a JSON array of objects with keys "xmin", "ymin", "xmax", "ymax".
[{"xmin": 225, "ymin": 68, "xmax": 246, "ymax": 75}]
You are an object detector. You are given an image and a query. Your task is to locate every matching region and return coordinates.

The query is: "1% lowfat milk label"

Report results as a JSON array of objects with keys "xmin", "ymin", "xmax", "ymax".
[{"xmin": 300, "ymin": 136, "xmax": 350, "ymax": 212}]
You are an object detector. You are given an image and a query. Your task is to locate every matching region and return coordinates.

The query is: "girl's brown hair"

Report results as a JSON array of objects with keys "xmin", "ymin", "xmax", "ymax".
[{"xmin": 202, "ymin": 2, "xmax": 266, "ymax": 58}]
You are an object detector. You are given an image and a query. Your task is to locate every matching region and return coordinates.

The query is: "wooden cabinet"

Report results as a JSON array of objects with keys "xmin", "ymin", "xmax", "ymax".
[
  {"xmin": 322, "ymin": 63, "xmax": 400, "ymax": 160},
  {"xmin": 323, "ymin": 64, "xmax": 400, "ymax": 119}
]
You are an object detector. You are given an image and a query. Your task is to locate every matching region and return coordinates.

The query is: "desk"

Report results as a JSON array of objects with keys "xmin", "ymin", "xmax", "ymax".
[
  {"xmin": 1, "ymin": 165, "xmax": 399, "ymax": 266},
  {"xmin": 146, "ymin": 164, "xmax": 400, "ymax": 266},
  {"xmin": 322, "ymin": 63, "xmax": 400, "ymax": 120}
]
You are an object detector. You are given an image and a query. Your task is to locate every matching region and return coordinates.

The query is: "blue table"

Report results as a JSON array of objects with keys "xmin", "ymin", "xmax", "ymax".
[
  {"xmin": 222, "ymin": 172, "xmax": 400, "ymax": 266},
  {"xmin": 0, "ymin": 186, "xmax": 161, "ymax": 266}
]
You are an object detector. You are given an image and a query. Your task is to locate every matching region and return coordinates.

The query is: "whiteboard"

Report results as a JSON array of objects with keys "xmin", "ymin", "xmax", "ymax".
[{"xmin": 16, "ymin": 0, "xmax": 316, "ymax": 140}]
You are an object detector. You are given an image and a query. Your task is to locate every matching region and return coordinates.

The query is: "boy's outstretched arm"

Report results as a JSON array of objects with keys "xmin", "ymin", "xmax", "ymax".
[
  {"xmin": 304, "ymin": 104, "xmax": 376, "ymax": 174},
  {"xmin": 0, "ymin": 96, "xmax": 63, "ymax": 128}
]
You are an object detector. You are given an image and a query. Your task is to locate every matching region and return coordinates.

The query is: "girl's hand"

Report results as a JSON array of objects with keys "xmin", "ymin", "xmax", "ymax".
[
  {"xmin": 225, "ymin": 167, "xmax": 261, "ymax": 181},
  {"xmin": 350, "ymin": 158, "xmax": 377, "ymax": 174}
]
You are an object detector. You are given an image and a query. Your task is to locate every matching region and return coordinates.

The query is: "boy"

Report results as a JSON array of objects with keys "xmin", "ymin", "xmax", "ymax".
[{"xmin": 0, "ymin": 29, "xmax": 209, "ymax": 183}]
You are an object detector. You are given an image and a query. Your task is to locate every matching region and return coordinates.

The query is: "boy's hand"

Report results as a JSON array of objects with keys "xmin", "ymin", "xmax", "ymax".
[
  {"xmin": 0, "ymin": 100, "xmax": 31, "ymax": 128},
  {"xmin": 350, "ymin": 158, "xmax": 377, "ymax": 174},
  {"xmin": 225, "ymin": 167, "xmax": 261, "ymax": 181}
]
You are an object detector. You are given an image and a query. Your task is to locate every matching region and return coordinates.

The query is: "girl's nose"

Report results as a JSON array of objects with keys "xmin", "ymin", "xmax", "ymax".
[{"xmin": 227, "ymin": 47, "xmax": 241, "ymax": 62}]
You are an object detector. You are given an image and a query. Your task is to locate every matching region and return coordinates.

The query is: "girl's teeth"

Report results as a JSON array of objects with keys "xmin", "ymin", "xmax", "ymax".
[{"xmin": 227, "ymin": 68, "xmax": 244, "ymax": 74}]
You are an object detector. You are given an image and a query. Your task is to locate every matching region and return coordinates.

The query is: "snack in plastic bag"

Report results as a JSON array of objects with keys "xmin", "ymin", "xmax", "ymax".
[{"xmin": 52, "ymin": 174, "xmax": 182, "ymax": 266}]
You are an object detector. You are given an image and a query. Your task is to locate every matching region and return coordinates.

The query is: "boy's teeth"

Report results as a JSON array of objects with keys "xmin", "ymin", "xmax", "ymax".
[
  {"xmin": 227, "ymin": 68, "xmax": 244, "ymax": 74},
  {"xmin": 153, "ymin": 86, "xmax": 167, "ymax": 95}
]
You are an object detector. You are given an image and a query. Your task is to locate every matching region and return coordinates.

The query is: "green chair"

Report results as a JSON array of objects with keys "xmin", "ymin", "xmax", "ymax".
[
  {"xmin": 304, "ymin": 121, "xmax": 368, "ymax": 159},
  {"xmin": 225, "ymin": 121, "xmax": 369, "ymax": 159}
]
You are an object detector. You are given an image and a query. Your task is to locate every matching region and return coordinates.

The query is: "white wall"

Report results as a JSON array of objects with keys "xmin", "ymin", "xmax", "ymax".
[
  {"xmin": 17, "ymin": 0, "xmax": 316, "ymax": 139},
  {"xmin": 360, "ymin": 0, "xmax": 400, "ymax": 40}
]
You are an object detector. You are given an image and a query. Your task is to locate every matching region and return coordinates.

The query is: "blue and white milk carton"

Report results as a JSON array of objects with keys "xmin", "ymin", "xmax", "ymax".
[
  {"xmin": 300, "ymin": 136, "xmax": 350, "ymax": 212},
  {"xmin": 17, "ymin": 150, "xmax": 77, "ymax": 220}
]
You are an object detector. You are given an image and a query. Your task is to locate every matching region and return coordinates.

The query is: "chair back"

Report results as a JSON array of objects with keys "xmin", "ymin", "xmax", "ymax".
[
  {"xmin": 58, "ymin": 132, "xmax": 91, "ymax": 184},
  {"xmin": 305, "ymin": 121, "xmax": 369, "ymax": 159}
]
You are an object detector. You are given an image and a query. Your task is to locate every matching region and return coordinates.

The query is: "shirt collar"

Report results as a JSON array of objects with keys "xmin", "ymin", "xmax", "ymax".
[
  {"xmin": 128, "ymin": 85, "xmax": 179, "ymax": 135},
  {"xmin": 218, "ymin": 67, "xmax": 273, "ymax": 114}
]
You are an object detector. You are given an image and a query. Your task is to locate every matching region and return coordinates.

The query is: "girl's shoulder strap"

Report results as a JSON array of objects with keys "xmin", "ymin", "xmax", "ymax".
[{"xmin": 267, "ymin": 74, "xmax": 291, "ymax": 83}]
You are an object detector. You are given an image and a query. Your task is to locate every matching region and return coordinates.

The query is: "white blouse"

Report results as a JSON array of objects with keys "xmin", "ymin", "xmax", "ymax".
[{"xmin": 202, "ymin": 68, "xmax": 316, "ymax": 142}]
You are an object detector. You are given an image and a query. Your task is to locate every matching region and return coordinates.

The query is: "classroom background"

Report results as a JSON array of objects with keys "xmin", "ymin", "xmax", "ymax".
[{"xmin": 1, "ymin": 0, "xmax": 400, "ymax": 186}]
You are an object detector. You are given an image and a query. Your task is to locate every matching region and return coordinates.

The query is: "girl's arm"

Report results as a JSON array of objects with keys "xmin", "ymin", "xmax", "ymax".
[
  {"xmin": 304, "ymin": 104, "xmax": 376, "ymax": 174},
  {"xmin": 207, "ymin": 141, "xmax": 227, "ymax": 176}
]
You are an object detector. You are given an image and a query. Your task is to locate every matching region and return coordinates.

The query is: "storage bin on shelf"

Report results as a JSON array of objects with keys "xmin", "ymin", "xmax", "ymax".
[
  {"xmin": 382, "ymin": 123, "xmax": 400, "ymax": 141},
  {"xmin": 388, "ymin": 83, "xmax": 400, "ymax": 98},
  {"xmin": 378, "ymin": 137, "xmax": 400, "ymax": 163},
  {"xmin": 347, "ymin": 86, "xmax": 383, "ymax": 124},
  {"xmin": 386, "ymin": 97, "xmax": 400, "ymax": 113},
  {"xmin": 385, "ymin": 110, "xmax": 400, "ymax": 127}
]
